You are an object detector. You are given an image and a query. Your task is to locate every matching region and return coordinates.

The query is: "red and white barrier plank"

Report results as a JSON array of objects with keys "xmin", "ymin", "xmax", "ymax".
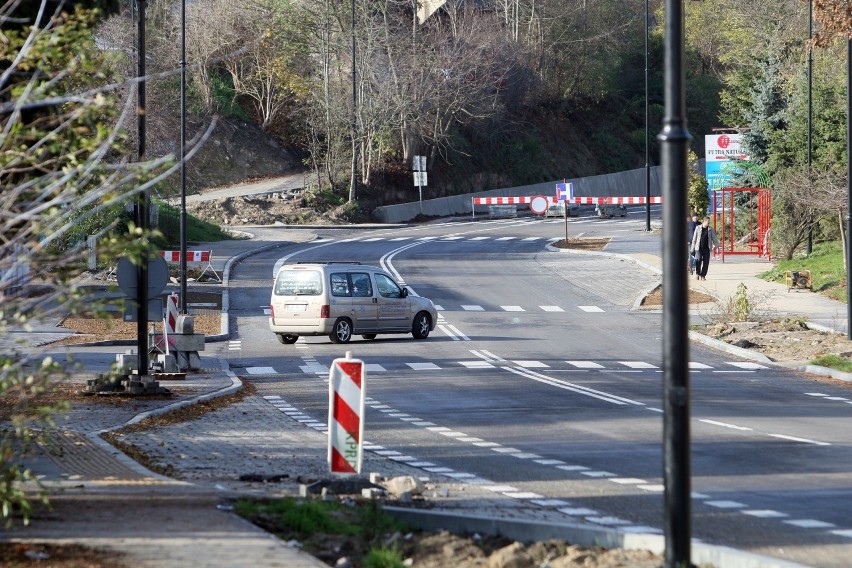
[{"xmin": 327, "ymin": 352, "xmax": 366, "ymax": 474}]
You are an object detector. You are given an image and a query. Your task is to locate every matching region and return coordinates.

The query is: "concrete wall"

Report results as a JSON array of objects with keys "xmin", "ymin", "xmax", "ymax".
[{"xmin": 373, "ymin": 165, "xmax": 664, "ymax": 224}]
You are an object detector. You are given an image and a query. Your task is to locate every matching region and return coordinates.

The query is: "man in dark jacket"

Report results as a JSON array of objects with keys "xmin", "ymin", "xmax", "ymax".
[
  {"xmin": 690, "ymin": 216, "xmax": 720, "ymax": 280},
  {"xmin": 687, "ymin": 213, "xmax": 699, "ymax": 275}
]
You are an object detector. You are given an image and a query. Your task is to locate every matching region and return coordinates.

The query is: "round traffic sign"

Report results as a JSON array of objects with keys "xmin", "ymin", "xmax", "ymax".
[
  {"xmin": 530, "ymin": 195, "xmax": 548, "ymax": 215},
  {"xmin": 116, "ymin": 256, "xmax": 169, "ymax": 299}
]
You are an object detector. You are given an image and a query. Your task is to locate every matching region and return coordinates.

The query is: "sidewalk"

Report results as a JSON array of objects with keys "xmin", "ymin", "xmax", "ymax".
[{"xmin": 4, "ymin": 224, "xmax": 839, "ymax": 567}]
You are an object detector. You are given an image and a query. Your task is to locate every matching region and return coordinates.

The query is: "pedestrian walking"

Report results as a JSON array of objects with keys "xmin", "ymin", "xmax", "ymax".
[
  {"xmin": 687, "ymin": 213, "xmax": 699, "ymax": 275},
  {"xmin": 691, "ymin": 216, "xmax": 720, "ymax": 280}
]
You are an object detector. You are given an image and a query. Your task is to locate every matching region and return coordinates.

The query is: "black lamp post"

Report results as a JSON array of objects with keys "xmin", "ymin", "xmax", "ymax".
[
  {"xmin": 807, "ymin": 1, "xmax": 813, "ymax": 255},
  {"xmin": 180, "ymin": 0, "xmax": 187, "ymax": 313},
  {"xmin": 135, "ymin": 0, "xmax": 149, "ymax": 376},
  {"xmin": 659, "ymin": 0, "xmax": 692, "ymax": 565},
  {"xmin": 645, "ymin": 0, "xmax": 651, "ymax": 231}
]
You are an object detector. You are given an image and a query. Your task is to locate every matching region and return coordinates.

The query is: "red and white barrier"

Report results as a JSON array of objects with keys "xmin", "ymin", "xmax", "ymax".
[
  {"xmin": 328, "ymin": 353, "xmax": 365, "ymax": 474},
  {"xmin": 159, "ymin": 249, "xmax": 220, "ymax": 282},
  {"xmin": 471, "ymin": 194, "xmax": 662, "ymax": 218},
  {"xmin": 165, "ymin": 293, "xmax": 179, "ymax": 334}
]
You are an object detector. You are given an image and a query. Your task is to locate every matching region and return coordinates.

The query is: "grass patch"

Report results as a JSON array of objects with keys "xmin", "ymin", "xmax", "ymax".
[
  {"xmin": 234, "ymin": 496, "xmax": 410, "ymax": 565},
  {"xmin": 810, "ymin": 354, "xmax": 852, "ymax": 373},
  {"xmin": 760, "ymin": 241, "xmax": 846, "ymax": 302}
]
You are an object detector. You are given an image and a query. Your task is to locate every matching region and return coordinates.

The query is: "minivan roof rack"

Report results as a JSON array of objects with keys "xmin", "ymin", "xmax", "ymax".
[{"xmin": 294, "ymin": 261, "xmax": 362, "ymax": 265}]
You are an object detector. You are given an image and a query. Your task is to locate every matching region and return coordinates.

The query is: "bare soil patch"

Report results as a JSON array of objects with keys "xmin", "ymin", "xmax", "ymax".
[
  {"xmin": 640, "ymin": 284, "xmax": 717, "ymax": 306},
  {"xmin": 0, "ymin": 542, "xmax": 127, "ymax": 567},
  {"xmin": 550, "ymin": 237, "xmax": 610, "ymax": 251},
  {"xmin": 51, "ymin": 313, "xmax": 220, "ymax": 346}
]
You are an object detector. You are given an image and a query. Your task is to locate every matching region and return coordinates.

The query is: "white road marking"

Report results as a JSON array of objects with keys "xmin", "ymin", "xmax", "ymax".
[
  {"xmin": 805, "ymin": 392, "xmax": 828, "ymax": 397},
  {"xmin": 531, "ymin": 499, "xmax": 572, "ymax": 507},
  {"xmin": 768, "ymin": 433, "xmax": 831, "ymax": 446},
  {"xmin": 501, "ymin": 305, "xmax": 525, "ymax": 311},
  {"xmin": 365, "ymin": 364, "xmax": 386, "ymax": 372},
  {"xmin": 506, "ymin": 492, "xmax": 544, "ymax": 499},
  {"xmin": 246, "ymin": 367, "xmax": 275, "ymax": 374},
  {"xmin": 513, "ymin": 360, "xmax": 549, "ymax": 368},
  {"xmin": 406, "ymin": 362, "xmax": 440, "ymax": 370},
  {"xmin": 566, "ymin": 361, "xmax": 604, "ymax": 369},
  {"xmin": 580, "ymin": 471, "xmax": 616, "ymax": 478},
  {"xmin": 689, "ymin": 362, "xmax": 713, "ymax": 369},
  {"xmin": 540, "ymin": 305, "xmax": 564, "ymax": 312},
  {"xmin": 609, "ymin": 478, "xmax": 647, "ymax": 485},
  {"xmin": 706, "ymin": 500, "xmax": 746, "ymax": 509},
  {"xmin": 742, "ymin": 510, "xmax": 788, "ymax": 518},
  {"xmin": 637, "ymin": 484, "xmax": 665, "ymax": 492},
  {"xmin": 619, "ymin": 361, "xmax": 658, "ymax": 369},
  {"xmin": 461, "ymin": 305, "xmax": 485, "ymax": 311},
  {"xmin": 784, "ymin": 519, "xmax": 835, "ymax": 528},
  {"xmin": 559, "ymin": 507, "xmax": 599, "ymax": 516},
  {"xmin": 699, "ymin": 419, "xmax": 753, "ymax": 431},
  {"xmin": 578, "ymin": 305, "xmax": 604, "ymax": 312},
  {"xmin": 459, "ymin": 361, "xmax": 494, "ymax": 369},
  {"xmin": 727, "ymin": 361, "xmax": 769, "ymax": 369}
]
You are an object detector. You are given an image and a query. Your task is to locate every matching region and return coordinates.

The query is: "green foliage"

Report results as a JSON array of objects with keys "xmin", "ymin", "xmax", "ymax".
[
  {"xmin": 154, "ymin": 201, "xmax": 235, "ymax": 247},
  {"xmin": 732, "ymin": 283, "xmax": 751, "ymax": 322},
  {"xmin": 300, "ymin": 188, "xmax": 346, "ymax": 212},
  {"xmin": 687, "ymin": 151, "xmax": 709, "ymax": 215},
  {"xmin": 210, "ymin": 73, "xmax": 250, "ymax": 120},
  {"xmin": 363, "ymin": 546, "xmax": 405, "ymax": 568},
  {"xmin": 760, "ymin": 240, "xmax": 846, "ymax": 302},
  {"xmin": 809, "ymin": 354, "xmax": 852, "ymax": 373}
]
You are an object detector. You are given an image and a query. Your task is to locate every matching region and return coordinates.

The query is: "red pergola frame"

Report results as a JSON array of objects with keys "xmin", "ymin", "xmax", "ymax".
[{"xmin": 711, "ymin": 187, "xmax": 772, "ymax": 261}]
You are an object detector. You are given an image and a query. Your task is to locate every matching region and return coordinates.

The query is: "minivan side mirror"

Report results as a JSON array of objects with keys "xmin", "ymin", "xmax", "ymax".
[{"xmin": 400, "ymin": 286, "xmax": 409, "ymax": 298}]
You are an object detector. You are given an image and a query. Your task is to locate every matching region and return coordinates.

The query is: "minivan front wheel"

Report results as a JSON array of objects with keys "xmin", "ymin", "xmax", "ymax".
[
  {"xmin": 412, "ymin": 312, "xmax": 431, "ymax": 339},
  {"xmin": 330, "ymin": 318, "xmax": 353, "ymax": 344}
]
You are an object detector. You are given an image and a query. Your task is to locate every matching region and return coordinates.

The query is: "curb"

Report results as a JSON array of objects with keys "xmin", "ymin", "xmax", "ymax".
[
  {"xmin": 687, "ymin": 330, "xmax": 775, "ymax": 365},
  {"xmin": 384, "ymin": 507, "xmax": 809, "ymax": 568}
]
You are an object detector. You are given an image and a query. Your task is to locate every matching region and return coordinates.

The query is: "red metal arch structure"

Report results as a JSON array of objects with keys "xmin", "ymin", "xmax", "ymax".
[{"xmin": 712, "ymin": 187, "xmax": 772, "ymax": 261}]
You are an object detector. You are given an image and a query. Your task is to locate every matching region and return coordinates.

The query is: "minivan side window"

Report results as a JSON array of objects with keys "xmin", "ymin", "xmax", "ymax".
[
  {"xmin": 330, "ymin": 273, "xmax": 350, "ymax": 297},
  {"xmin": 350, "ymin": 273, "xmax": 373, "ymax": 297},
  {"xmin": 374, "ymin": 273, "xmax": 402, "ymax": 298},
  {"xmin": 274, "ymin": 270, "xmax": 322, "ymax": 296}
]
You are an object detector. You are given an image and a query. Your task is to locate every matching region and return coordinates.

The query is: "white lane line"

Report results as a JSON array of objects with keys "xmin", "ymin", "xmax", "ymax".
[
  {"xmin": 637, "ymin": 484, "xmax": 665, "ymax": 492},
  {"xmin": 534, "ymin": 459, "xmax": 566, "ymax": 465},
  {"xmin": 412, "ymin": 421, "xmax": 436, "ymax": 426},
  {"xmin": 505, "ymin": 366, "xmax": 644, "ymax": 406},
  {"xmin": 505, "ymin": 492, "xmax": 544, "ymax": 499},
  {"xmin": 689, "ymin": 362, "xmax": 713, "ymax": 369},
  {"xmin": 484, "ymin": 485, "xmax": 518, "ymax": 492},
  {"xmin": 491, "ymin": 447, "xmax": 521, "ymax": 453},
  {"xmin": 540, "ymin": 305, "xmax": 564, "ymax": 312},
  {"xmin": 511, "ymin": 453, "xmax": 541, "ymax": 459},
  {"xmin": 513, "ymin": 360, "xmax": 550, "ymax": 368},
  {"xmin": 578, "ymin": 306, "xmax": 605, "ymax": 312},
  {"xmin": 586, "ymin": 516, "xmax": 633, "ymax": 526},
  {"xmin": 742, "ymin": 510, "xmax": 788, "ymax": 519},
  {"xmin": 459, "ymin": 361, "xmax": 495, "ymax": 369},
  {"xmin": 406, "ymin": 362, "xmax": 440, "ymax": 370},
  {"xmin": 825, "ymin": 396, "xmax": 848, "ymax": 401},
  {"xmin": 444, "ymin": 472, "xmax": 478, "ymax": 479},
  {"xmin": 768, "ymin": 433, "xmax": 831, "ymax": 446},
  {"xmin": 619, "ymin": 361, "xmax": 658, "ymax": 369},
  {"xmin": 805, "ymin": 392, "xmax": 829, "ymax": 397},
  {"xmin": 434, "ymin": 305, "xmax": 445, "ymax": 311},
  {"xmin": 407, "ymin": 461, "xmax": 435, "ymax": 467},
  {"xmin": 472, "ymin": 441, "xmax": 500, "ymax": 447},
  {"xmin": 422, "ymin": 466, "xmax": 454, "ymax": 473},
  {"xmin": 785, "ymin": 519, "xmax": 836, "ymax": 528},
  {"xmin": 531, "ymin": 499, "xmax": 572, "ymax": 507},
  {"xmin": 477, "ymin": 350, "xmax": 506, "ymax": 362},
  {"xmin": 559, "ymin": 507, "xmax": 599, "ymax": 516},
  {"xmin": 495, "ymin": 237, "xmax": 516, "ymax": 241},
  {"xmin": 830, "ymin": 529, "xmax": 852, "ymax": 538},
  {"xmin": 609, "ymin": 478, "xmax": 647, "ymax": 485},
  {"xmin": 438, "ymin": 324, "xmax": 460, "ymax": 340},
  {"xmin": 501, "ymin": 306, "xmax": 525, "ymax": 311},
  {"xmin": 245, "ymin": 367, "xmax": 275, "ymax": 374},
  {"xmin": 705, "ymin": 500, "xmax": 746, "ymax": 509},
  {"xmin": 699, "ymin": 419, "xmax": 753, "ymax": 431},
  {"xmin": 727, "ymin": 361, "xmax": 769, "ymax": 369},
  {"xmin": 566, "ymin": 361, "xmax": 604, "ymax": 369},
  {"xmin": 365, "ymin": 364, "xmax": 386, "ymax": 372},
  {"xmin": 461, "ymin": 305, "xmax": 485, "ymax": 311},
  {"xmin": 556, "ymin": 465, "xmax": 589, "ymax": 472},
  {"xmin": 580, "ymin": 471, "xmax": 616, "ymax": 478},
  {"xmin": 445, "ymin": 324, "xmax": 470, "ymax": 341},
  {"xmin": 299, "ymin": 364, "xmax": 328, "ymax": 374}
]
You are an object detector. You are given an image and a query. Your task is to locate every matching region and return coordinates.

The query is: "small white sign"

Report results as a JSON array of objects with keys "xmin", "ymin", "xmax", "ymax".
[
  {"xmin": 413, "ymin": 155, "xmax": 426, "ymax": 171},
  {"xmin": 413, "ymin": 171, "xmax": 428, "ymax": 186}
]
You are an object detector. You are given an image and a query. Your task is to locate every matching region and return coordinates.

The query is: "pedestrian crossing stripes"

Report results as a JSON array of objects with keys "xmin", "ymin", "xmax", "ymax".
[{"xmin": 243, "ymin": 359, "xmax": 768, "ymax": 376}]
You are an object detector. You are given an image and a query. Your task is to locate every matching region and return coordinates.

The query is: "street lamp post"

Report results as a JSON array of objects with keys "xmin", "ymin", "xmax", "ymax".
[
  {"xmin": 645, "ymin": 0, "xmax": 652, "ymax": 231},
  {"xmin": 135, "ymin": 0, "xmax": 149, "ymax": 377},
  {"xmin": 179, "ymin": 0, "xmax": 188, "ymax": 313},
  {"xmin": 659, "ymin": 0, "xmax": 692, "ymax": 565}
]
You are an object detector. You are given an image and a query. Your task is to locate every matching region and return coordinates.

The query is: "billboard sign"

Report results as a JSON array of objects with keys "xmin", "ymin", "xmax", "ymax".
[{"xmin": 705, "ymin": 134, "xmax": 748, "ymax": 191}]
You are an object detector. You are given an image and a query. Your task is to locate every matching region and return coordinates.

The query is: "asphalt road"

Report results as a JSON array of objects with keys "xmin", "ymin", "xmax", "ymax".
[{"xmin": 217, "ymin": 214, "xmax": 852, "ymax": 568}]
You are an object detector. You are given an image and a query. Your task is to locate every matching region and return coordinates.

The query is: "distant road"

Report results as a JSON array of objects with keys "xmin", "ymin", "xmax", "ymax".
[{"xmin": 179, "ymin": 171, "xmax": 313, "ymax": 205}]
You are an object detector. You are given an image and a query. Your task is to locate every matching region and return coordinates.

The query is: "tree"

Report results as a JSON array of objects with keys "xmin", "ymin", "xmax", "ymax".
[
  {"xmin": 0, "ymin": 2, "xmax": 184, "ymax": 526},
  {"xmin": 687, "ymin": 151, "xmax": 710, "ymax": 216}
]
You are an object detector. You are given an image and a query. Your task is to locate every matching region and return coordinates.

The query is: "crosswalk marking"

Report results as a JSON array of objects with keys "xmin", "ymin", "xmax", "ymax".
[
  {"xmin": 578, "ymin": 305, "xmax": 604, "ymax": 312},
  {"xmin": 619, "ymin": 361, "xmax": 658, "ymax": 369},
  {"xmin": 726, "ymin": 361, "xmax": 769, "ymax": 369},
  {"xmin": 406, "ymin": 362, "xmax": 440, "ymax": 370},
  {"xmin": 540, "ymin": 306, "xmax": 564, "ymax": 312},
  {"xmin": 461, "ymin": 305, "xmax": 485, "ymax": 311},
  {"xmin": 501, "ymin": 306, "xmax": 525, "ymax": 311},
  {"xmin": 459, "ymin": 361, "xmax": 494, "ymax": 369},
  {"xmin": 566, "ymin": 361, "xmax": 604, "ymax": 369}
]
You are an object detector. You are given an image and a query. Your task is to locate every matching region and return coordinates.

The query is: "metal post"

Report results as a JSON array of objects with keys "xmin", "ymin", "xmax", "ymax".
[
  {"xmin": 135, "ymin": 0, "xmax": 149, "ymax": 376},
  {"xmin": 847, "ymin": 32, "xmax": 851, "ymax": 340},
  {"xmin": 807, "ymin": 0, "xmax": 813, "ymax": 255},
  {"xmin": 349, "ymin": 0, "xmax": 357, "ymax": 202},
  {"xmin": 645, "ymin": 0, "xmax": 652, "ymax": 231},
  {"xmin": 179, "ymin": 0, "xmax": 187, "ymax": 314},
  {"xmin": 659, "ymin": 0, "xmax": 692, "ymax": 565}
]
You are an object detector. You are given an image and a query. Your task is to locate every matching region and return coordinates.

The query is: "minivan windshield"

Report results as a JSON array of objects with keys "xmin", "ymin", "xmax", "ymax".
[{"xmin": 274, "ymin": 270, "xmax": 322, "ymax": 296}]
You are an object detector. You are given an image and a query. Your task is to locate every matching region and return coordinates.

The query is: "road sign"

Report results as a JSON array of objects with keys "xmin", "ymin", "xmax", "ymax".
[
  {"xmin": 555, "ymin": 182, "xmax": 573, "ymax": 201},
  {"xmin": 413, "ymin": 171, "xmax": 427, "ymax": 186},
  {"xmin": 413, "ymin": 155, "xmax": 426, "ymax": 172},
  {"xmin": 328, "ymin": 352, "xmax": 365, "ymax": 474},
  {"xmin": 116, "ymin": 256, "xmax": 169, "ymax": 299},
  {"xmin": 530, "ymin": 195, "xmax": 548, "ymax": 215}
]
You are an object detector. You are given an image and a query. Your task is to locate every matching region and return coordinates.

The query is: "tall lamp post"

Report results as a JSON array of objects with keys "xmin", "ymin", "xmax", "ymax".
[
  {"xmin": 135, "ymin": 0, "xmax": 149, "ymax": 377},
  {"xmin": 180, "ymin": 0, "xmax": 188, "ymax": 313},
  {"xmin": 644, "ymin": 0, "xmax": 652, "ymax": 231},
  {"xmin": 807, "ymin": 0, "xmax": 814, "ymax": 255},
  {"xmin": 660, "ymin": 0, "xmax": 692, "ymax": 565},
  {"xmin": 349, "ymin": 0, "xmax": 357, "ymax": 202},
  {"xmin": 846, "ymin": 28, "xmax": 851, "ymax": 340}
]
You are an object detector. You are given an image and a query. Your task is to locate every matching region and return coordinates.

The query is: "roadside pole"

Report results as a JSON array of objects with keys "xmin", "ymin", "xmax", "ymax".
[
  {"xmin": 555, "ymin": 181, "xmax": 573, "ymax": 243},
  {"xmin": 413, "ymin": 155, "xmax": 426, "ymax": 215}
]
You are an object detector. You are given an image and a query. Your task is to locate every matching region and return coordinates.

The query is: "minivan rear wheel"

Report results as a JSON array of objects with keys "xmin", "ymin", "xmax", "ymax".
[
  {"xmin": 277, "ymin": 334, "xmax": 298, "ymax": 344},
  {"xmin": 361, "ymin": 334, "xmax": 377, "ymax": 340},
  {"xmin": 330, "ymin": 318, "xmax": 353, "ymax": 343},
  {"xmin": 412, "ymin": 312, "xmax": 431, "ymax": 339}
]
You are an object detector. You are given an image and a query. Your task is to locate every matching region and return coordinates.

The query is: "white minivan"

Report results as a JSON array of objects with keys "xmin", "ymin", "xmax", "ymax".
[{"xmin": 269, "ymin": 262, "xmax": 438, "ymax": 344}]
